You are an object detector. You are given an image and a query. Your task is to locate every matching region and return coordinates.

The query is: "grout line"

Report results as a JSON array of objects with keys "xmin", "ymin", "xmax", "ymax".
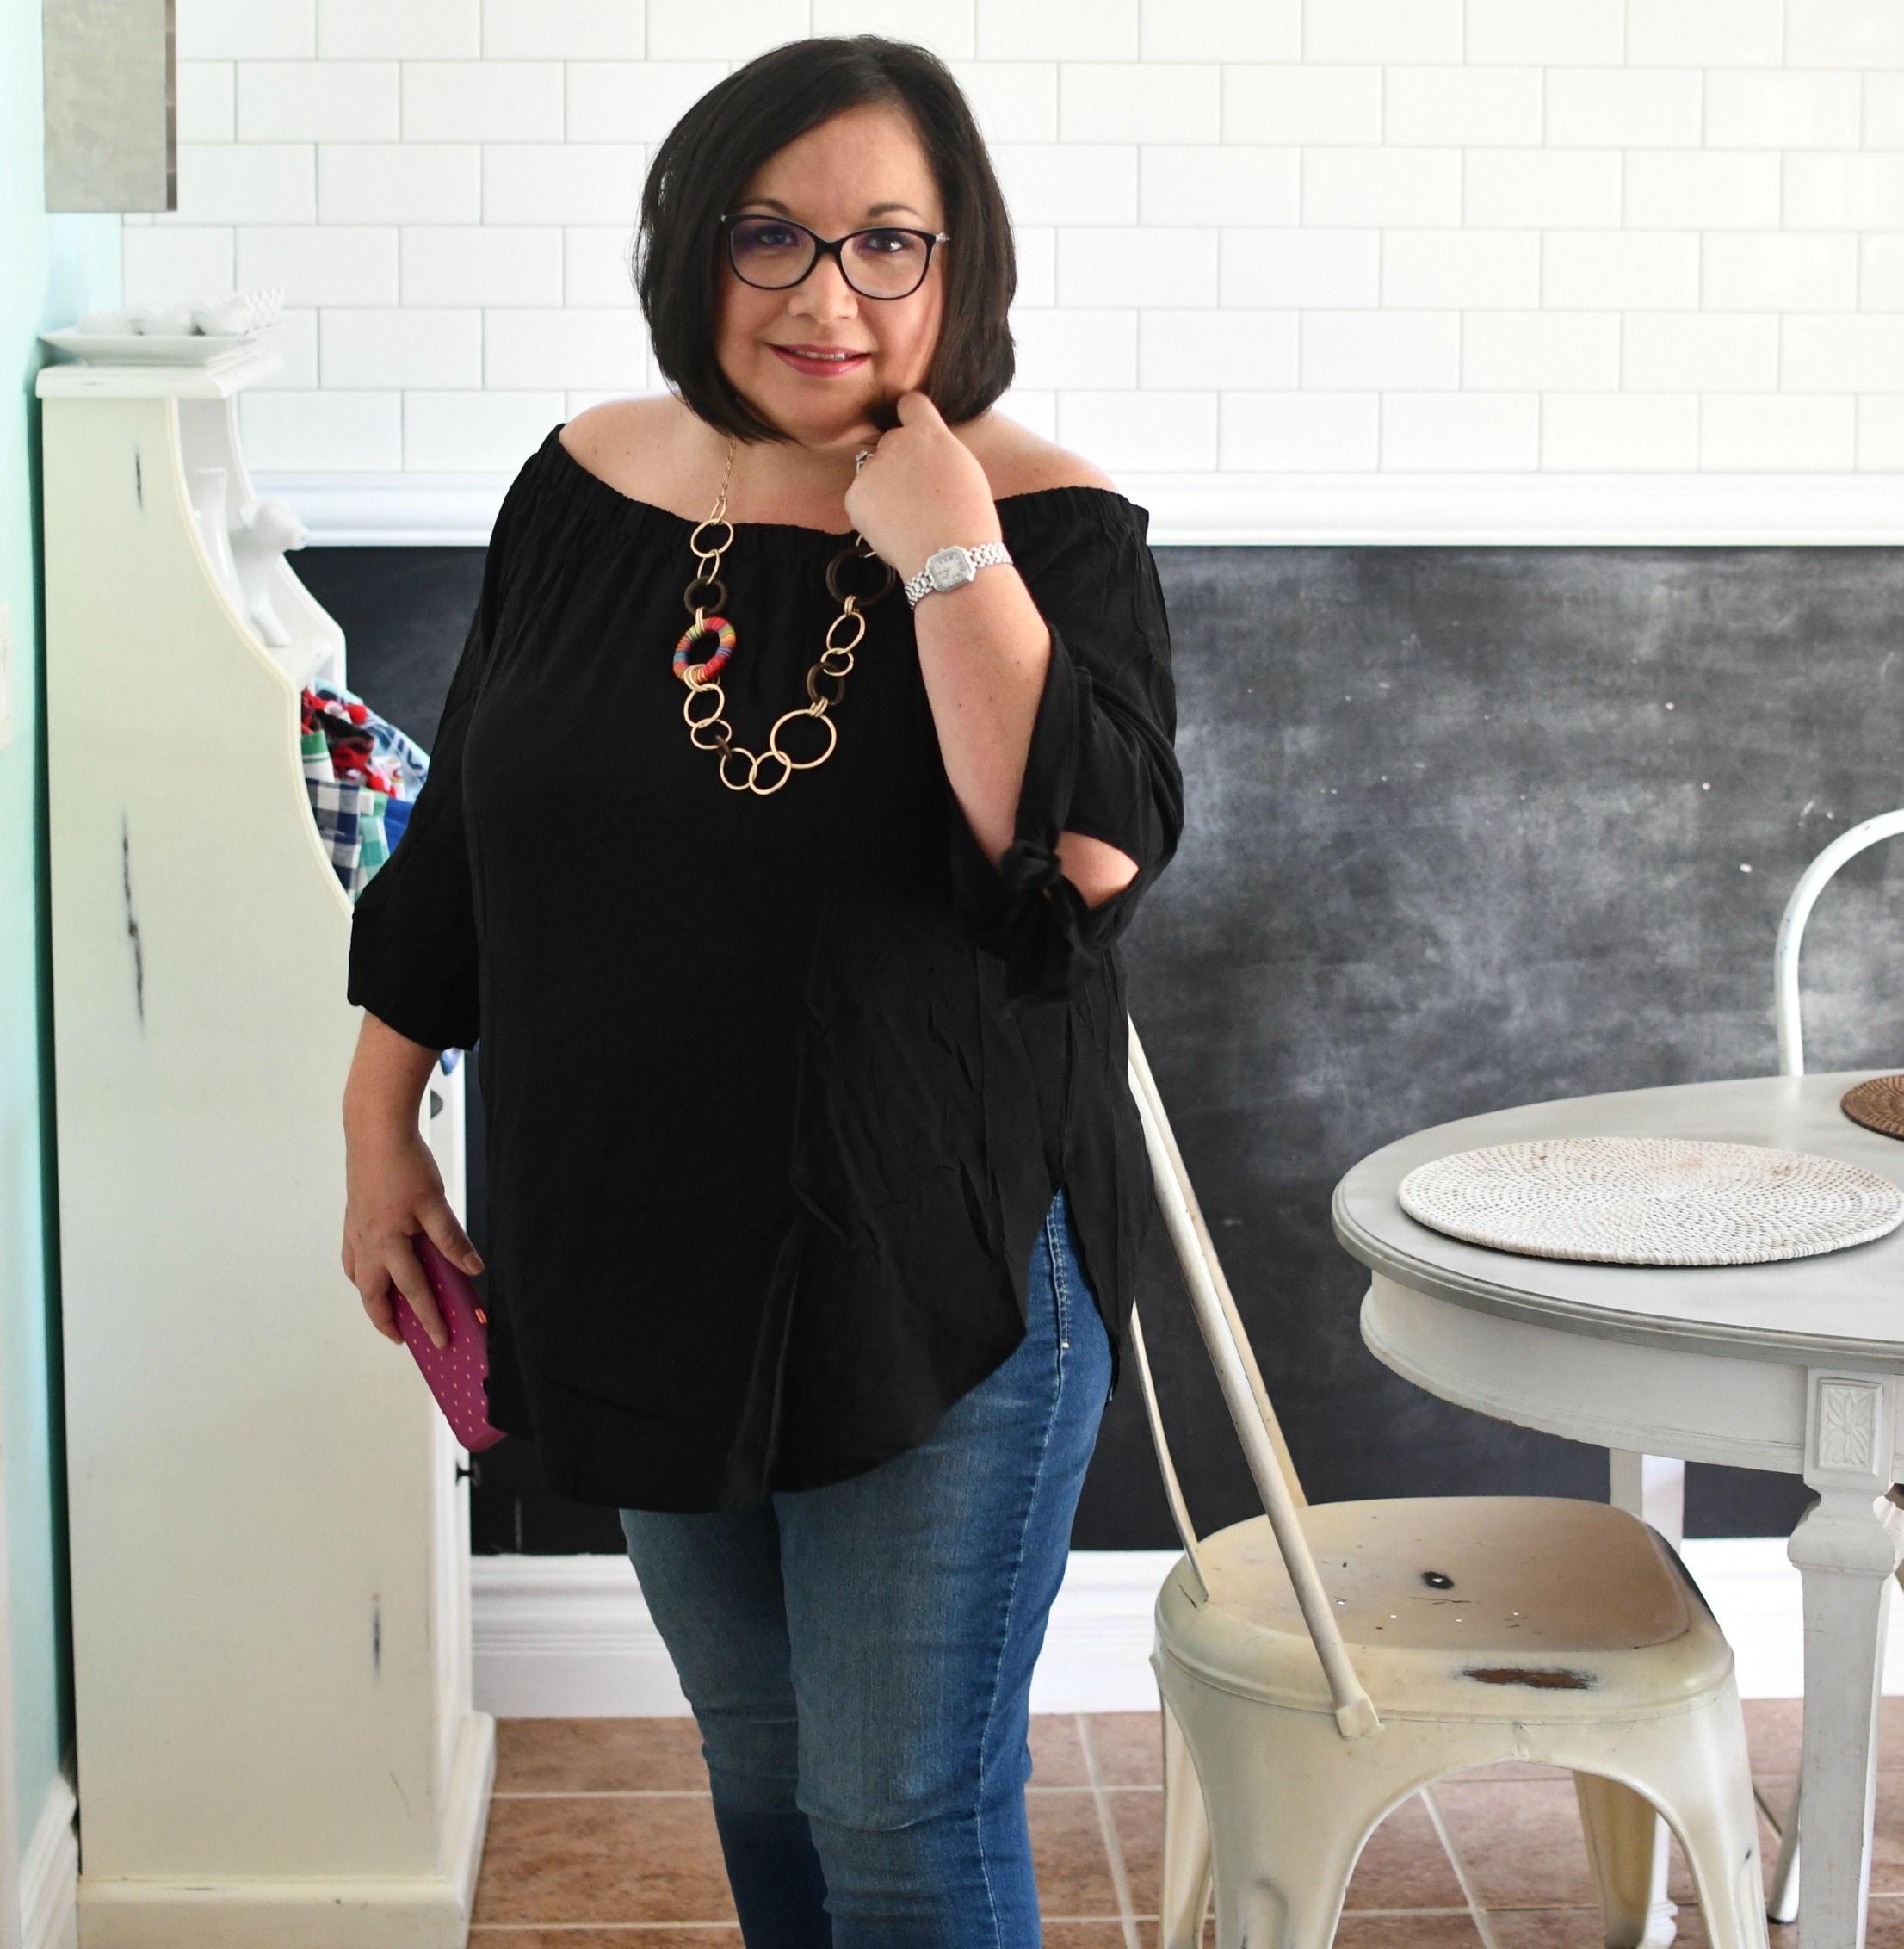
[
  {"xmin": 1420, "ymin": 1785, "xmax": 1505, "ymax": 1949},
  {"xmin": 1078, "ymin": 1715, "xmax": 1144, "ymax": 1949}
]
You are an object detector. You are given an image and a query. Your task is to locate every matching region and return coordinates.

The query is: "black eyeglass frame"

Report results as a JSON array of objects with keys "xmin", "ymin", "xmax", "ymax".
[{"xmin": 720, "ymin": 213, "xmax": 952, "ymax": 300}]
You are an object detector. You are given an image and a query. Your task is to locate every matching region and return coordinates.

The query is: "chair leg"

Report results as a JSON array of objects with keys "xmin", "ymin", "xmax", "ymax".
[
  {"xmin": 1574, "ymin": 1774, "xmax": 1677, "ymax": 1949},
  {"xmin": 1163, "ymin": 1683, "xmax": 1444, "ymax": 1949},
  {"xmin": 1765, "ymin": 1780, "xmax": 1799, "ymax": 1926},
  {"xmin": 1161, "ymin": 1700, "xmax": 1214, "ymax": 1949},
  {"xmin": 1559, "ymin": 1688, "xmax": 1768, "ymax": 1949}
]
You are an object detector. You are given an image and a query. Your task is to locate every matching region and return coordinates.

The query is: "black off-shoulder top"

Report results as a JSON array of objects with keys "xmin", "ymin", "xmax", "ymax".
[{"xmin": 349, "ymin": 428, "xmax": 1182, "ymax": 1513}]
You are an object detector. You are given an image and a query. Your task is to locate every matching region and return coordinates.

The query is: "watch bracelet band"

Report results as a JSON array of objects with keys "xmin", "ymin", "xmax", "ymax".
[{"xmin": 903, "ymin": 541, "xmax": 1013, "ymax": 609}]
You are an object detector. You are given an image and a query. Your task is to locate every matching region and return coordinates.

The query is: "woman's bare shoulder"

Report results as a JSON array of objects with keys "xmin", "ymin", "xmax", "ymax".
[
  {"xmin": 962, "ymin": 411, "xmax": 1117, "ymax": 501},
  {"xmin": 559, "ymin": 394, "xmax": 699, "ymax": 510}
]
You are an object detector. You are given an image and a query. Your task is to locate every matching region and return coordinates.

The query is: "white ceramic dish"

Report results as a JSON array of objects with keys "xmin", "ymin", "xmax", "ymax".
[{"xmin": 40, "ymin": 329, "xmax": 272, "ymax": 368}]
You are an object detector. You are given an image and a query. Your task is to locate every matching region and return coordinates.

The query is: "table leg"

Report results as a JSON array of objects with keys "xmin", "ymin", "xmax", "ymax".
[
  {"xmin": 1790, "ymin": 1374, "xmax": 1904, "ymax": 1949},
  {"xmin": 1607, "ymin": 1451, "xmax": 1688, "ymax": 1947}
]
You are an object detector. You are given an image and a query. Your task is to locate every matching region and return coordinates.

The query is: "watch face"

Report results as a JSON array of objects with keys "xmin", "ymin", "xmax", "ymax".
[{"xmin": 927, "ymin": 547, "xmax": 973, "ymax": 591}]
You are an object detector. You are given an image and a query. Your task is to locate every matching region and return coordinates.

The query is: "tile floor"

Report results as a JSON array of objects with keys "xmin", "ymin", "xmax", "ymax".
[{"xmin": 470, "ymin": 1699, "xmax": 1904, "ymax": 1946}]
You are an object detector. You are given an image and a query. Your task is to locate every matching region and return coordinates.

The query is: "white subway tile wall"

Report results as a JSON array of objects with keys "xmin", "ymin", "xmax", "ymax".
[{"xmin": 152, "ymin": 0, "xmax": 1904, "ymax": 478}]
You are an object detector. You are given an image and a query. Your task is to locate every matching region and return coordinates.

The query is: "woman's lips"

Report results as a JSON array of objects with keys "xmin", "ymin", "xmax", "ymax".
[{"xmin": 769, "ymin": 344, "xmax": 872, "ymax": 378}]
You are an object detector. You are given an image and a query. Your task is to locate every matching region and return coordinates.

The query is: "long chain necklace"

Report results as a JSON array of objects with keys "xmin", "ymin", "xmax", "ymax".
[{"xmin": 672, "ymin": 437, "xmax": 896, "ymax": 796}]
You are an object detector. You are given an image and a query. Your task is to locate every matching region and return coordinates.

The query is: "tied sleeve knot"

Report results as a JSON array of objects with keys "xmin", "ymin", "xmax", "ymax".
[{"xmin": 991, "ymin": 837, "xmax": 1121, "ymax": 1005}]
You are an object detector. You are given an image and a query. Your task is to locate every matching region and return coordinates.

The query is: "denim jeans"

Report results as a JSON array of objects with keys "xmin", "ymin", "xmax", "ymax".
[{"xmin": 621, "ymin": 1191, "xmax": 1112, "ymax": 1948}]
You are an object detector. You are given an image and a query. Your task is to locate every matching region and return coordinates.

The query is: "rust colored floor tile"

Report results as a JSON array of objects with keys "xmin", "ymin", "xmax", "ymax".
[
  {"xmin": 1745, "ymin": 1698, "xmax": 1802, "ymax": 1775},
  {"xmin": 1029, "ymin": 1713, "xmax": 1088, "ymax": 1786},
  {"xmin": 1864, "ymin": 1894, "xmax": 1904, "ymax": 1946},
  {"xmin": 472, "ymin": 1794, "xmax": 734, "ymax": 1925},
  {"xmin": 1108, "ymin": 1784, "xmax": 1162, "ymax": 1915},
  {"xmin": 1487, "ymin": 1909, "xmax": 1615, "ymax": 1948},
  {"xmin": 1345, "ymin": 1791, "xmax": 1469, "ymax": 1911},
  {"xmin": 493, "ymin": 1717, "xmax": 710, "ymax": 1794},
  {"xmin": 1430, "ymin": 1778, "xmax": 1598, "ymax": 1909},
  {"xmin": 1041, "ymin": 1927, "xmax": 1132, "ymax": 1947},
  {"xmin": 1086, "ymin": 1710, "xmax": 1164, "ymax": 1785},
  {"xmin": 1028, "ymin": 1788, "xmax": 1119, "ymax": 1918},
  {"xmin": 1331, "ymin": 1913, "xmax": 1482, "ymax": 1947}
]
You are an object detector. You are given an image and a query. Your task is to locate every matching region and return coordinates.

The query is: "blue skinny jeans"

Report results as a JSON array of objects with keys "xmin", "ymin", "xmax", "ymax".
[{"xmin": 621, "ymin": 1191, "xmax": 1112, "ymax": 1947}]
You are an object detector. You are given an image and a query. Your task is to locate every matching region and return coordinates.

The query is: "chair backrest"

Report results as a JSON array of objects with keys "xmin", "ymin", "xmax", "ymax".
[
  {"xmin": 1773, "ymin": 809, "xmax": 1904, "ymax": 1075},
  {"xmin": 1125, "ymin": 1023, "xmax": 1381, "ymax": 1740}
]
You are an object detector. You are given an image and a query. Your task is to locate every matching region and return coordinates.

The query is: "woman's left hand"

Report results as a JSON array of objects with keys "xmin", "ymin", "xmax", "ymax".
[{"xmin": 844, "ymin": 391, "xmax": 1001, "ymax": 581}]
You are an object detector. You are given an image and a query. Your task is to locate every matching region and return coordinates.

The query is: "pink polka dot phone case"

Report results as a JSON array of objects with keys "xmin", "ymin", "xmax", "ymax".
[{"xmin": 393, "ymin": 1235, "xmax": 507, "ymax": 1453}]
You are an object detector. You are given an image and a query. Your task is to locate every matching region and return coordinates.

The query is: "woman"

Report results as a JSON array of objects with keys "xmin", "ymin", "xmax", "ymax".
[{"xmin": 342, "ymin": 35, "xmax": 1180, "ymax": 1946}]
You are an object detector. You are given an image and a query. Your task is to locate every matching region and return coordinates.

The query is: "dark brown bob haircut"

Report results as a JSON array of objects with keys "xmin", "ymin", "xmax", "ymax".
[{"xmin": 636, "ymin": 37, "xmax": 1016, "ymax": 442}]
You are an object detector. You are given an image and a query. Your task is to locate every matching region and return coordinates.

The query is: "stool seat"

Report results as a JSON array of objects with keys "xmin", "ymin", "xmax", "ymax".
[{"xmin": 1162, "ymin": 1497, "xmax": 1734, "ymax": 1725}]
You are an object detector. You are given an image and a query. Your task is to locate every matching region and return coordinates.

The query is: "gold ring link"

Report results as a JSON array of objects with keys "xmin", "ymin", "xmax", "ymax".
[
  {"xmin": 819, "ymin": 646, "xmax": 855, "ymax": 678},
  {"xmin": 767, "ymin": 706, "xmax": 839, "ymax": 773},
  {"xmin": 689, "ymin": 517, "xmax": 734, "ymax": 560},
  {"xmin": 719, "ymin": 746, "xmax": 763, "ymax": 792},
  {"xmin": 825, "ymin": 610, "xmax": 868, "ymax": 656},
  {"xmin": 682, "ymin": 680, "xmax": 726, "ymax": 727},
  {"xmin": 747, "ymin": 749, "xmax": 793, "ymax": 795}
]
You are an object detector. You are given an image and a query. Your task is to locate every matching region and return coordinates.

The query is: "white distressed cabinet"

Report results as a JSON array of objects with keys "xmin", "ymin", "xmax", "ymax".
[{"xmin": 36, "ymin": 350, "xmax": 491, "ymax": 1948}]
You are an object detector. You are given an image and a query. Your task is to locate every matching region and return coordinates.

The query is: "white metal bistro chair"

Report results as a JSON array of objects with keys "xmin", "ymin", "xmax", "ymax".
[
  {"xmin": 1774, "ymin": 807, "xmax": 1904, "ymax": 1080},
  {"xmin": 1760, "ymin": 807, "xmax": 1904, "ymax": 1924},
  {"xmin": 1125, "ymin": 1024, "xmax": 1771, "ymax": 1949}
]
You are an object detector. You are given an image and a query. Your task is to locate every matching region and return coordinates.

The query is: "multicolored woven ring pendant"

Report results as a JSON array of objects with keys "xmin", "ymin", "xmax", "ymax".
[{"xmin": 673, "ymin": 614, "xmax": 736, "ymax": 684}]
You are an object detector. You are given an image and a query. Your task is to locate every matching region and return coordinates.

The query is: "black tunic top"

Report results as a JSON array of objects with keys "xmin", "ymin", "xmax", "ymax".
[{"xmin": 349, "ymin": 429, "xmax": 1182, "ymax": 1513}]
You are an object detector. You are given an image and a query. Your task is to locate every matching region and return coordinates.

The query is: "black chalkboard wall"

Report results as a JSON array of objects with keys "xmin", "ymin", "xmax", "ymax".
[{"xmin": 300, "ymin": 541, "xmax": 1904, "ymax": 1556}]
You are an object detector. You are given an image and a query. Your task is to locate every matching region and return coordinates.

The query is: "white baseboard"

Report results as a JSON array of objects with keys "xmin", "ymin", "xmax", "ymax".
[
  {"xmin": 21, "ymin": 1772, "xmax": 77, "ymax": 1949},
  {"xmin": 259, "ymin": 469, "xmax": 1904, "ymax": 551},
  {"xmin": 1682, "ymin": 1536, "xmax": 1904, "ymax": 1702},
  {"xmin": 473, "ymin": 1553, "xmax": 689, "ymax": 1716},
  {"xmin": 471, "ymin": 1549, "xmax": 1178, "ymax": 1718},
  {"xmin": 473, "ymin": 1538, "xmax": 1904, "ymax": 1719},
  {"xmin": 75, "ymin": 1717, "xmax": 494, "ymax": 1949}
]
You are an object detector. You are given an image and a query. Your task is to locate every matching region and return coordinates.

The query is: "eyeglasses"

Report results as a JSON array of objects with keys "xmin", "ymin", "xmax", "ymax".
[{"xmin": 720, "ymin": 213, "xmax": 949, "ymax": 301}]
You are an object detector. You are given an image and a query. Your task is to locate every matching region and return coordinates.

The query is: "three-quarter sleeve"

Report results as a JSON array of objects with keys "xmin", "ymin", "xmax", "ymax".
[
  {"xmin": 949, "ymin": 492, "xmax": 1183, "ymax": 1003},
  {"xmin": 346, "ymin": 466, "xmax": 527, "ymax": 1049}
]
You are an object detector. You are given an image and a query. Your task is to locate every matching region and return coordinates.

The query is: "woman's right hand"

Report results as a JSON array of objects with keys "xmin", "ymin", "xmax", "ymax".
[{"xmin": 342, "ymin": 1012, "xmax": 483, "ymax": 1350}]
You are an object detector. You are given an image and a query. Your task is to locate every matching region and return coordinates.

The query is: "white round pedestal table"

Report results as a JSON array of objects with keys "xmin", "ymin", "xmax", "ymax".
[{"xmin": 1334, "ymin": 1073, "xmax": 1904, "ymax": 1949}]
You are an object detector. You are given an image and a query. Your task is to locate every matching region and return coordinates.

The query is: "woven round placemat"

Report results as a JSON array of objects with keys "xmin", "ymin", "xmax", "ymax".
[
  {"xmin": 1843, "ymin": 1076, "xmax": 1904, "ymax": 1142},
  {"xmin": 1399, "ymin": 1136, "xmax": 1904, "ymax": 1267}
]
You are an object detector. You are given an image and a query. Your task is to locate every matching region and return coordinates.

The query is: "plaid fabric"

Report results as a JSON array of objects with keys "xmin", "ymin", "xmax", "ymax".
[
  {"xmin": 307, "ymin": 777, "xmax": 365, "ymax": 886},
  {"xmin": 300, "ymin": 688, "xmax": 428, "ymax": 901},
  {"xmin": 349, "ymin": 789, "xmax": 390, "ymax": 898}
]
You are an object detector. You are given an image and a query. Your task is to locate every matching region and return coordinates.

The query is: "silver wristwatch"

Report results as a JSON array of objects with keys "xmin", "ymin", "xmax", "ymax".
[{"xmin": 904, "ymin": 542, "xmax": 1012, "ymax": 609}]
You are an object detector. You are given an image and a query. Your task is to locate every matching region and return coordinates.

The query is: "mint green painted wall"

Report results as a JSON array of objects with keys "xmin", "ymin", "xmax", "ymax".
[{"xmin": 2, "ymin": 0, "xmax": 120, "ymax": 1853}]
